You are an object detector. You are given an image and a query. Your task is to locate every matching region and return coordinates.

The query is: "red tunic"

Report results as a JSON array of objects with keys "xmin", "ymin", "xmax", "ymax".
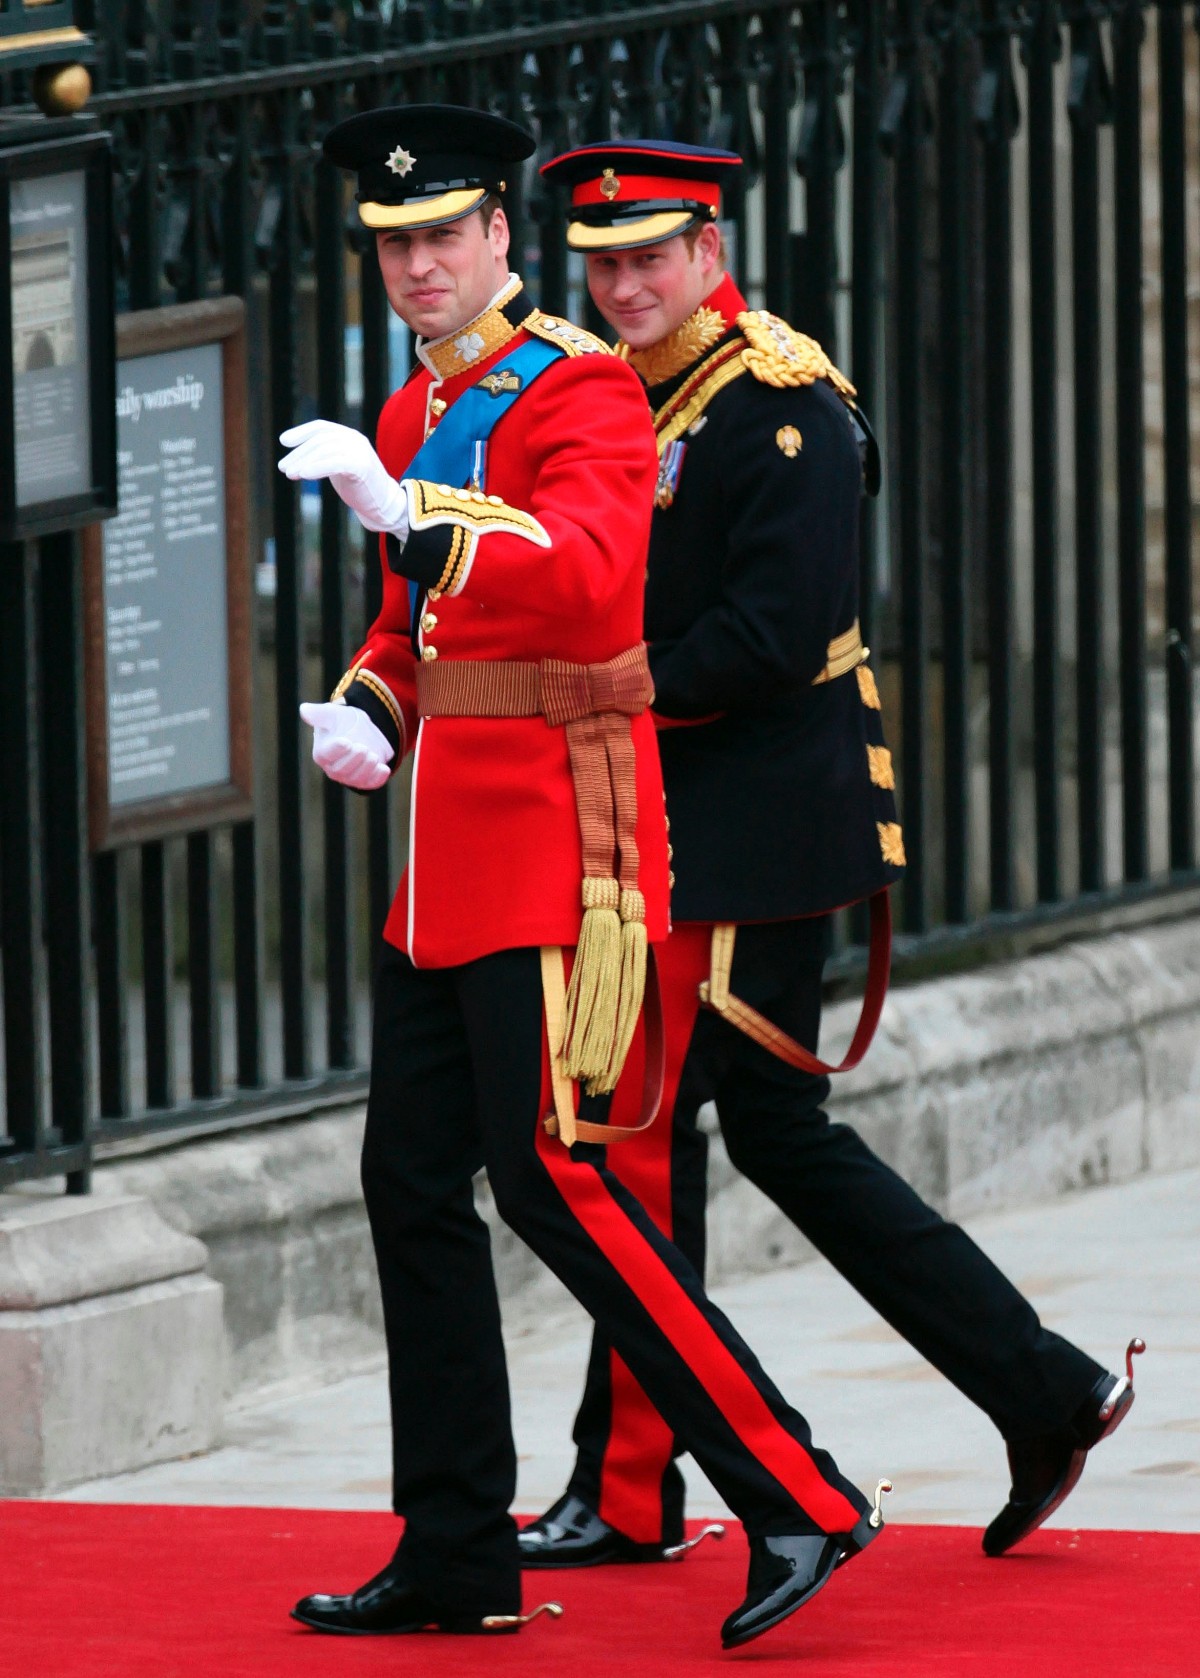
[{"xmin": 343, "ymin": 295, "xmax": 670, "ymax": 968}]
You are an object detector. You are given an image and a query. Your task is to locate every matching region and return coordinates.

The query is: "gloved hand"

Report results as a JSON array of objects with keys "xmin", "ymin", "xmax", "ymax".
[
  {"xmin": 299, "ymin": 700, "xmax": 394, "ymax": 791},
  {"xmin": 278, "ymin": 420, "xmax": 410, "ymax": 538}
]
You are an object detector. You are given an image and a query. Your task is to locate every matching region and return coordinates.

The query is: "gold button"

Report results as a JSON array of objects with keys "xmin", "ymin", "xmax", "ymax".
[
  {"xmin": 430, "ymin": 397, "xmax": 447, "ymax": 418},
  {"xmin": 421, "ymin": 612, "xmax": 438, "ymax": 632},
  {"xmin": 668, "ymin": 871, "xmax": 676, "ymax": 889},
  {"xmin": 664, "ymin": 815, "xmax": 670, "ymax": 831},
  {"xmin": 667, "ymin": 843, "xmax": 674, "ymax": 860},
  {"xmin": 471, "ymin": 491, "xmax": 487, "ymax": 503},
  {"xmin": 487, "ymin": 494, "xmax": 503, "ymax": 506},
  {"xmin": 455, "ymin": 487, "xmax": 472, "ymax": 502},
  {"xmin": 422, "ymin": 645, "xmax": 438, "ymax": 662}
]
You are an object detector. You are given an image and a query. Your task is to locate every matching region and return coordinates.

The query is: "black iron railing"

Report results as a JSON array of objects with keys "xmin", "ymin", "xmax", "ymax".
[{"xmin": 1, "ymin": 0, "xmax": 1196, "ymax": 1191}]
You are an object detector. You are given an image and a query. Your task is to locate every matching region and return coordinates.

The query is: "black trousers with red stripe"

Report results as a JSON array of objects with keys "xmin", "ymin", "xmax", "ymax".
[
  {"xmin": 361, "ymin": 940, "xmax": 870, "ymax": 1612},
  {"xmin": 565, "ymin": 917, "xmax": 1107, "ymax": 1547}
]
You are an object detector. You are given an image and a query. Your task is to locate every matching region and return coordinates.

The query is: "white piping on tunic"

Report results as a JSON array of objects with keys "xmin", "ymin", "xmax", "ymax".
[
  {"xmin": 407, "ymin": 718, "xmax": 425, "ymax": 963},
  {"xmin": 454, "ymin": 550, "xmax": 475, "ymax": 594}
]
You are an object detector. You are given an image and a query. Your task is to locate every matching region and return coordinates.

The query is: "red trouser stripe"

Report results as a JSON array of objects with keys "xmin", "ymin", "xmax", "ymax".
[
  {"xmin": 536, "ymin": 1026, "xmax": 862, "ymax": 1534},
  {"xmin": 596, "ymin": 925, "xmax": 711, "ymax": 1541},
  {"xmin": 598, "ymin": 1358, "xmax": 671, "ymax": 1543}
]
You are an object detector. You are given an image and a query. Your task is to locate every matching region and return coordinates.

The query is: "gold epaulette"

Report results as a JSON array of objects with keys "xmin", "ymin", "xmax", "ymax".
[
  {"xmin": 524, "ymin": 311, "xmax": 612, "ymax": 357},
  {"xmin": 406, "ymin": 479, "xmax": 551, "ymax": 548},
  {"xmin": 736, "ymin": 310, "xmax": 857, "ymax": 400}
]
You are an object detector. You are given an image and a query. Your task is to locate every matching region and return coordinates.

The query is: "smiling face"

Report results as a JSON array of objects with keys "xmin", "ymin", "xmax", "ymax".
[
  {"xmin": 376, "ymin": 205, "xmax": 510, "ymax": 340},
  {"xmin": 584, "ymin": 221, "xmax": 723, "ymax": 348}
]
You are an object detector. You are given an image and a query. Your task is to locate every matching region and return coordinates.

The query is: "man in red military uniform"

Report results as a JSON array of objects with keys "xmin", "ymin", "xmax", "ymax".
[
  {"xmin": 277, "ymin": 105, "xmax": 888, "ymax": 1651},
  {"xmin": 518, "ymin": 138, "xmax": 1141, "ymax": 1573}
]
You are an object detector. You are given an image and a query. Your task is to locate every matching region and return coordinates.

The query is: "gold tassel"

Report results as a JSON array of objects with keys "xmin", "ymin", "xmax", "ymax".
[
  {"xmin": 606, "ymin": 888, "xmax": 647, "ymax": 1093},
  {"xmin": 561, "ymin": 876, "xmax": 622, "ymax": 1088}
]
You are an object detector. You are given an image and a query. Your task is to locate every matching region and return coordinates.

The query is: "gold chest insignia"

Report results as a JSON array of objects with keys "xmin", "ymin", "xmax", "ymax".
[
  {"xmin": 479, "ymin": 368, "xmax": 522, "ymax": 396},
  {"xmin": 776, "ymin": 425, "xmax": 802, "ymax": 458}
]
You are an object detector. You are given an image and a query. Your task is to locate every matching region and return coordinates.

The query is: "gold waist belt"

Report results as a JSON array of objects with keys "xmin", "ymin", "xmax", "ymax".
[{"xmin": 416, "ymin": 644, "xmax": 654, "ymax": 1100}]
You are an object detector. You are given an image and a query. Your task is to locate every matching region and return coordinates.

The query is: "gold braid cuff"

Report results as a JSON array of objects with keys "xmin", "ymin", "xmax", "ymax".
[
  {"xmin": 404, "ymin": 479, "xmax": 551, "ymax": 548},
  {"xmin": 353, "ymin": 668, "xmax": 404, "ymax": 742}
]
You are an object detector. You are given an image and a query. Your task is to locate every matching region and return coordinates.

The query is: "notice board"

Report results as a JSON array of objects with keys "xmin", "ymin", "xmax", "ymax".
[{"xmin": 83, "ymin": 298, "xmax": 253, "ymax": 849}]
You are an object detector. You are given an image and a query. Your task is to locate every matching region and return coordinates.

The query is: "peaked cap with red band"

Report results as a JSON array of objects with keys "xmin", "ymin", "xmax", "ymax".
[{"xmin": 541, "ymin": 139, "xmax": 742, "ymax": 251}]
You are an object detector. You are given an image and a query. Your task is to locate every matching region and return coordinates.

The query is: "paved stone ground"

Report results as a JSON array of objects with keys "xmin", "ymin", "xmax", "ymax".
[{"xmin": 60, "ymin": 1166, "xmax": 1199, "ymax": 1534}]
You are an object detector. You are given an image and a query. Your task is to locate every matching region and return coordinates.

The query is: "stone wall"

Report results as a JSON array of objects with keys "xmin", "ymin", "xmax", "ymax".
[{"xmin": 88, "ymin": 910, "xmax": 1200, "ymax": 1406}]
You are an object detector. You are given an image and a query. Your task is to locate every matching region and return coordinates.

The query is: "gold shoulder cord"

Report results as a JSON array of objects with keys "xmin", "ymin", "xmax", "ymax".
[
  {"xmin": 650, "ymin": 313, "xmax": 858, "ymax": 454},
  {"xmin": 736, "ymin": 310, "xmax": 857, "ymax": 397}
]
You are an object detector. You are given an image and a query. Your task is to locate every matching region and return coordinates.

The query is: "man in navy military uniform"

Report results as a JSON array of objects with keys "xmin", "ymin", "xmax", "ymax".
[{"xmin": 521, "ymin": 138, "xmax": 1141, "ymax": 1571}]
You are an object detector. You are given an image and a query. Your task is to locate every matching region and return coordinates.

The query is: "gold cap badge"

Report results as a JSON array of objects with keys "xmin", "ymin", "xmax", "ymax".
[{"xmin": 600, "ymin": 168, "xmax": 620, "ymax": 201}]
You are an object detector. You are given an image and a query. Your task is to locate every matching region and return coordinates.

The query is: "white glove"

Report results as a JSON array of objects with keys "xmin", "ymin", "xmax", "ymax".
[
  {"xmin": 299, "ymin": 700, "xmax": 394, "ymax": 791},
  {"xmin": 278, "ymin": 420, "xmax": 410, "ymax": 538}
]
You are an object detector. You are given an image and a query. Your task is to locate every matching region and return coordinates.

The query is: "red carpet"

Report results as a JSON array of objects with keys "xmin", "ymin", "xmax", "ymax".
[{"xmin": 1, "ymin": 1503, "xmax": 1194, "ymax": 1677}]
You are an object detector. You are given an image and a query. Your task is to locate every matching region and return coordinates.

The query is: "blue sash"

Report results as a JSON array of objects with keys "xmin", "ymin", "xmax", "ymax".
[
  {"xmin": 401, "ymin": 336, "xmax": 562, "ymax": 623},
  {"xmin": 405, "ymin": 337, "xmax": 563, "ymax": 488}
]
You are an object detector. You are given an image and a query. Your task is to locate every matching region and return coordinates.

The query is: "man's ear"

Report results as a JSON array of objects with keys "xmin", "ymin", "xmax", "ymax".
[
  {"xmin": 694, "ymin": 219, "xmax": 723, "ymax": 277},
  {"xmin": 490, "ymin": 205, "xmax": 511, "ymax": 260}
]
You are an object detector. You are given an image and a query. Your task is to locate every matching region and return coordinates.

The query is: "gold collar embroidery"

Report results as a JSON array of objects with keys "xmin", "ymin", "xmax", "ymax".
[
  {"xmin": 619, "ymin": 303, "xmax": 726, "ymax": 387},
  {"xmin": 420, "ymin": 275, "xmax": 525, "ymax": 382}
]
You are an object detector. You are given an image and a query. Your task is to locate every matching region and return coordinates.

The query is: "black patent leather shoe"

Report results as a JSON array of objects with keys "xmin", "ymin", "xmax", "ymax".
[
  {"xmin": 291, "ymin": 1555, "xmax": 558, "ymax": 1636},
  {"xmin": 983, "ymin": 1337, "xmax": 1145, "ymax": 1558},
  {"xmin": 518, "ymin": 1493, "xmax": 682, "ymax": 1568},
  {"xmin": 720, "ymin": 1481, "xmax": 891, "ymax": 1650},
  {"xmin": 720, "ymin": 1535, "xmax": 842, "ymax": 1649}
]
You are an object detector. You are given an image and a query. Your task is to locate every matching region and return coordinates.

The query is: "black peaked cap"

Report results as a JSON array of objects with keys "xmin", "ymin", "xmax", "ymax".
[{"xmin": 324, "ymin": 103, "xmax": 536, "ymax": 231}]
